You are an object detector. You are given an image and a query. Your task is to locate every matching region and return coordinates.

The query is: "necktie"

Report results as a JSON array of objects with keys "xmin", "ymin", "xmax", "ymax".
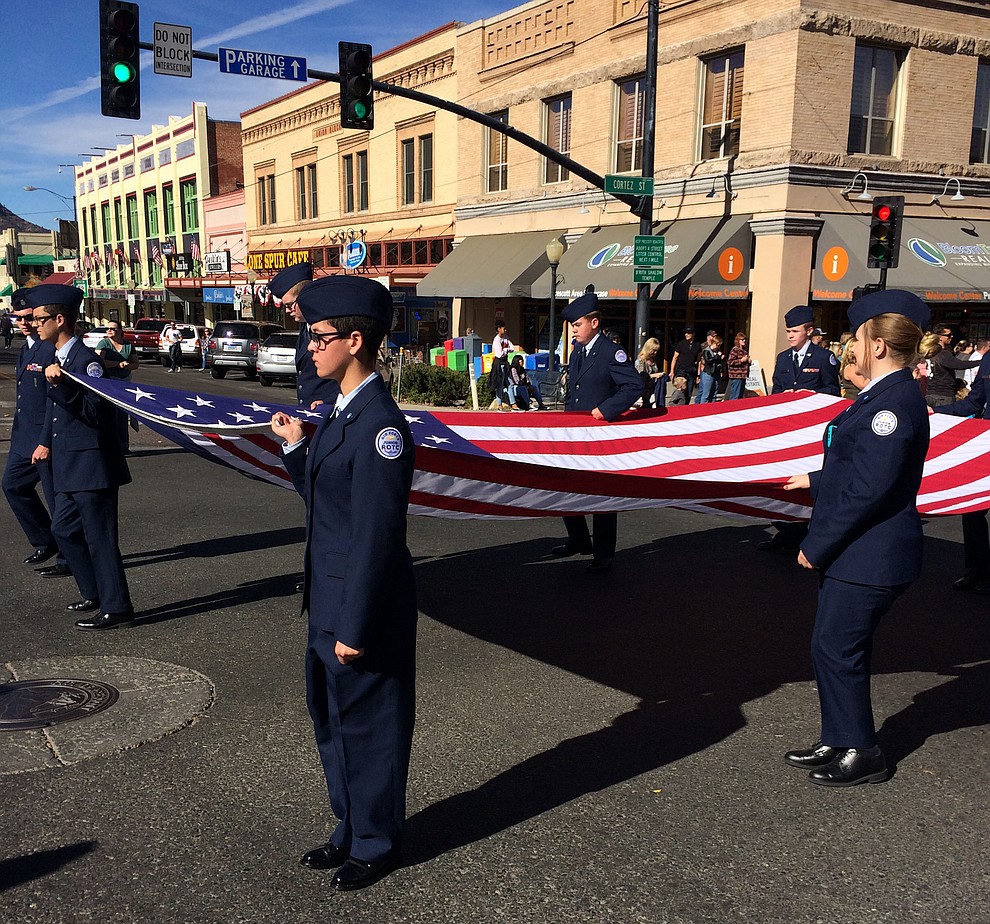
[
  {"xmin": 571, "ymin": 345, "xmax": 585, "ymax": 376},
  {"xmin": 792, "ymin": 351, "xmax": 801, "ymax": 377}
]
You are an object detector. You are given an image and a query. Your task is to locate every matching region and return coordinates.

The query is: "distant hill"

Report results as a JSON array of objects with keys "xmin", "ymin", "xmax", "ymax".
[{"xmin": 0, "ymin": 202, "xmax": 47, "ymax": 234}]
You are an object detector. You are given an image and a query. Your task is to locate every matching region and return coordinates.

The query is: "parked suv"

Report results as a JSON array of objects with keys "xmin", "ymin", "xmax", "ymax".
[
  {"xmin": 257, "ymin": 331, "xmax": 300, "ymax": 386},
  {"xmin": 132, "ymin": 318, "xmax": 169, "ymax": 358},
  {"xmin": 157, "ymin": 324, "xmax": 206, "ymax": 367},
  {"xmin": 206, "ymin": 321, "xmax": 284, "ymax": 379}
]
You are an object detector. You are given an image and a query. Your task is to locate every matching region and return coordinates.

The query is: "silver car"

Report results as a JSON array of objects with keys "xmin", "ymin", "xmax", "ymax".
[
  {"xmin": 257, "ymin": 331, "xmax": 299, "ymax": 387},
  {"xmin": 206, "ymin": 321, "xmax": 284, "ymax": 380}
]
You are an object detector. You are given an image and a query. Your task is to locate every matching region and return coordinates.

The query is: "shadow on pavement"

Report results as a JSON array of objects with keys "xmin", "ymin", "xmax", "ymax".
[
  {"xmin": 123, "ymin": 527, "xmax": 305, "ymax": 568},
  {"xmin": 135, "ymin": 573, "xmax": 300, "ymax": 626},
  {"xmin": 0, "ymin": 841, "xmax": 98, "ymax": 892},
  {"xmin": 404, "ymin": 524, "xmax": 990, "ymax": 864}
]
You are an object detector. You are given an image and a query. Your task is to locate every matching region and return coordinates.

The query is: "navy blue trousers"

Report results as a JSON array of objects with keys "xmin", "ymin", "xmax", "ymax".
[
  {"xmin": 51, "ymin": 488, "xmax": 131, "ymax": 612},
  {"xmin": 3, "ymin": 452, "xmax": 54, "ymax": 549},
  {"xmin": 305, "ymin": 621, "xmax": 415, "ymax": 863},
  {"xmin": 812, "ymin": 577, "xmax": 907, "ymax": 749},
  {"xmin": 564, "ymin": 512, "xmax": 618, "ymax": 561}
]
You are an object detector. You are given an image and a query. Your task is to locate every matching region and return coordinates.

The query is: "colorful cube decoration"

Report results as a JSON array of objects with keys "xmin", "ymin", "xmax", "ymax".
[
  {"xmin": 444, "ymin": 339, "xmax": 455, "ymax": 353},
  {"xmin": 447, "ymin": 349, "xmax": 468, "ymax": 372},
  {"xmin": 430, "ymin": 347, "xmax": 445, "ymax": 366}
]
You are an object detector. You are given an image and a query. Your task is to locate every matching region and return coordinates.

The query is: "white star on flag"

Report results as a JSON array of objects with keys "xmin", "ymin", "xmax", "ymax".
[
  {"xmin": 405, "ymin": 416, "xmax": 422, "ymax": 424},
  {"xmin": 127, "ymin": 387, "xmax": 156, "ymax": 402},
  {"xmin": 167, "ymin": 406, "xmax": 197, "ymax": 419},
  {"xmin": 188, "ymin": 396, "xmax": 215, "ymax": 407},
  {"xmin": 298, "ymin": 409, "xmax": 324, "ymax": 418},
  {"xmin": 245, "ymin": 402, "xmax": 270, "ymax": 413},
  {"xmin": 228, "ymin": 412, "xmax": 256, "ymax": 423},
  {"xmin": 425, "ymin": 435, "xmax": 450, "ymax": 445}
]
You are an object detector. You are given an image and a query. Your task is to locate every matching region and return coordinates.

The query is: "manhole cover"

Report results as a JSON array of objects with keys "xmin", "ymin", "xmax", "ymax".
[{"xmin": 0, "ymin": 679, "xmax": 119, "ymax": 731}]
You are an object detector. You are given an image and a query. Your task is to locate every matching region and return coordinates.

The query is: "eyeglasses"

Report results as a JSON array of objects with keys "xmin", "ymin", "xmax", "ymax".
[
  {"xmin": 107, "ymin": 327, "xmax": 119, "ymax": 332},
  {"xmin": 32, "ymin": 315, "xmax": 55, "ymax": 323},
  {"xmin": 308, "ymin": 329, "xmax": 349, "ymax": 348}
]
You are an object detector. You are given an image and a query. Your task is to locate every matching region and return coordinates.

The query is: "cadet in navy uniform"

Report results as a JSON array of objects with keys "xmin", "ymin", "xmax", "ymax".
[
  {"xmin": 31, "ymin": 284, "xmax": 135, "ymax": 630},
  {"xmin": 551, "ymin": 292, "xmax": 642, "ymax": 573},
  {"xmin": 3, "ymin": 291, "xmax": 71, "ymax": 575},
  {"xmin": 782, "ymin": 289, "xmax": 930, "ymax": 786},
  {"xmin": 760, "ymin": 305, "xmax": 842, "ymax": 552},
  {"xmin": 269, "ymin": 261, "xmax": 341, "ymax": 410},
  {"xmin": 934, "ymin": 349, "xmax": 990, "ymax": 593},
  {"xmin": 271, "ymin": 276, "xmax": 415, "ymax": 892}
]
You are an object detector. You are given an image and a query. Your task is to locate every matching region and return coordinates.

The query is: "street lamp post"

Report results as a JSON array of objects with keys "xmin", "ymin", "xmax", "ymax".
[{"xmin": 545, "ymin": 237, "xmax": 564, "ymax": 373}]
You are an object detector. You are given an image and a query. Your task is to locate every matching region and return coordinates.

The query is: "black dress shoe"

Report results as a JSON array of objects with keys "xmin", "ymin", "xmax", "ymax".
[
  {"xmin": 586, "ymin": 558, "xmax": 614, "ymax": 574},
  {"xmin": 295, "ymin": 582, "xmax": 305, "ymax": 594},
  {"xmin": 37, "ymin": 563, "xmax": 72, "ymax": 578},
  {"xmin": 551, "ymin": 541, "xmax": 593, "ymax": 557},
  {"xmin": 75, "ymin": 612, "xmax": 136, "ymax": 631},
  {"xmin": 784, "ymin": 741, "xmax": 841, "ymax": 768},
  {"xmin": 953, "ymin": 569, "xmax": 990, "ymax": 593},
  {"xmin": 331, "ymin": 853, "xmax": 401, "ymax": 891},
  {"xmin": 24, "ymin": 546, "xmax": 58, "ymax": 565},
  {"xmin": 300, "ymin": 841, "xmax": 349, "ymax": 870},
  {"xmin": 808, "ymin": 747, "xmax": 888, "ymax": 787},
  {"xmin": 66, "ymin": 598, "xmax": 100, "ymax": 612}
]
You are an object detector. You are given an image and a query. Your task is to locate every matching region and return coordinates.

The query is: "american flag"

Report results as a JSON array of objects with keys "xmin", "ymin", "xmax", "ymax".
[
  {"xmin": 152, "ymin": 244, "xmax": 164, "ymax": 267},
  {"xmin": 83, "ymin": 252, "xmax": 92, "ymax": 271},
  {"xmin": 132, "ymin": 243, "xmax": 142, "ymax": 263},
  {"xmin": 190, "ymin": 239, "xmax": 201, "ymax": 262},
  {"xmin": 104, "ymin": 245, "xmax": 113, "ymax": 268},
  {"xmin": 92, "ymin": 249, "xmax": 102, "ymax": 267},
  {"xmin": 62, "ymin": 374, "xmax": 990, "ymax": 521}
]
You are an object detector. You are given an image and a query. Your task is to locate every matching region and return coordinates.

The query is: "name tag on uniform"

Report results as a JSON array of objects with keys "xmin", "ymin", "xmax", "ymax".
[{"xmin": 26, "ymin": 363, "xmax": 44, "ymax": 372}]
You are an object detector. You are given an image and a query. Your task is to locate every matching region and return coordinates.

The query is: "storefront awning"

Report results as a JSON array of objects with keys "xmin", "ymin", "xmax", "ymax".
[
  {"xmin": 812, "ymin": 214, "xmax": 990, "ymax": 303},
  {"xmin": 42, "ymin": 272, "xmax": 76, "ymax": 286},
  {"xmin": 530, "ymin": 216, "xmax": 753, "ymax": 301},
  {"xmin": 416, "ymin": 229, "xmax": 568, "ymax": 298},
  {"xmin": 0, "ymin": 284, "xmax": 12, "ymax": 297},
  {"xmin": 17, "ymin": 254, "xmax": 55, "ymax": 266}
]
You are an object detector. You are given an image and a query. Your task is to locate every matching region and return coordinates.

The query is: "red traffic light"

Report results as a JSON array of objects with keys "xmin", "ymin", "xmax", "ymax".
[{"xmin": 874, "ymin": 204, "xmax": 892, "ymax": 222}]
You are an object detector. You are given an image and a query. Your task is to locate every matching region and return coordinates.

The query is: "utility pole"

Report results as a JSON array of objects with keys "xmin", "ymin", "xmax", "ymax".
[{"xmin": 634, "ymin": 0, "xmax": 659, "ymax": 357}]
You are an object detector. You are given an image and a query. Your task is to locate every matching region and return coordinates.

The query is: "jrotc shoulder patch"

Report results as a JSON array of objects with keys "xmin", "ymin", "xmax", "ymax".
[
  {"xmin": 829, "ymin": 353, "xmax": 837, "ymax": 365},
  {"xmin": 614, "ymin": 349, "xmax": 628, "ymax": 363},
  {"xmin": 375, "ymin": 427, "xmax": 404, "ymax": 459},
  {"xmin": 871, "ymin": 410, "xmax": 898, "ymax": 436},
  {"xmin": 86, "ymin": 362, "xmax": 104, "ymax": 378}
]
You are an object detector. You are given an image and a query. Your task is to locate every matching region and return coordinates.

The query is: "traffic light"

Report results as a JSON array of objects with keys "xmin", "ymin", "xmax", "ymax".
[
  {"xmin": 338, "ymin": 42, "xmax": 374, "ymax": 131},
  {"xmin": 866, "ymin": 195, "xmax": 904, "ymax": 269},
  {"xmin": 100, "ymin": 0, "xmax": 141, "ymax": 120}
]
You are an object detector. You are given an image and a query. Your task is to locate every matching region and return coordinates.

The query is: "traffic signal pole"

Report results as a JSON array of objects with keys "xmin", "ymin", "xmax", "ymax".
[{"xmin": 634, "ymin": 0, "xmax": 659, "ymax": 357}]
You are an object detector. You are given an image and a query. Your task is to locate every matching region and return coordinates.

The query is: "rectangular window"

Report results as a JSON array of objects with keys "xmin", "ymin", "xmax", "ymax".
[
  {"xmin": 123, "ymin": 163, "xmax": 135, "ymax": 179},
  {"xmin": 848, "ymin": 44, "xmax": 902, "ymax": 156},
  {"xmin": 294, "ymin": 164, "xmax": 318, "ymax": 220},
  {"xmin": 144, "ymin": 189, "xmax": 159, "ymax": 236},
  {"xmin": 615, "ymin": 78, "xmax": 645, "ymax": 172},
  {"xmin": 101, "ymin": 203, "xmax": 112, "ymax": 242},
  {"xmin": 159, "ymin": 148, "xmax": 172, "ymax": 166},
  {"xmin": 98, "ymin": 174, "xmax": 108, "ymax": 188},
  {"xmin": 343, "ymin": 155, "xmax": 355, "ymax": 213},
  {"xmin": 420, "ymin": 134, "xmax": 433, "ymax": 202},
  {"xmin": 111, "ymin": 169, "xmax": 120, "ymax": 183},
  {"xmin": 256, "ymin": 174, "xmax": 276, "ymax": 225},
  {"xmin": 701, "ymin": 51, "xmax": 744, "ymax": 160},
  {"xmin": 486, "ymin": 110, "xmax": 509, "ymax": 192},
  {"xmin": 162, "ymin": 184, "xmax": 175, "ymax": 235},
  {"xmin": 126, "ymin": 194, "xmax": 138, "ymax": 240},
  {"xmin": 544, "ymin": 94, "xmax": 572, "ymax": 183},
  {"xmin": 972, "ymin": 60, "xmax": 990, "ymax": 164},
  {"xmin": 180, "ymin": 179, "xmax": 198, "ymax": 232},
  {"xmin": 401, "ymin": 139, "xmax": 415, "ymax": 205},
  {"xmin": 113, "ymin": 199, "xmax": 123, "ymax": 241},
  {"xmin": 175, "ymin": 138, "xmax": 195, "ymax": 159},
  {"xmin": 357, "ymin": 150, "xmax": 369, "ymax": 211},
  {"xmin": 140, "ymin": 154, "xmax": 154, "ymax": 172},
  {"xmin": 90, "ymin": 207, "xmax": 98, "ymax": 250}
]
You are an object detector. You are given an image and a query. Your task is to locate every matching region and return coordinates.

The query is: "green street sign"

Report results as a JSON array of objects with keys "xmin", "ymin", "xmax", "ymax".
[
  {"xmin": 633, "ymin": 267, "xmax": 665, "ymax": 283},
  {"xmin": 634, "ymin": 235, "xmax": 666, "ymax": 266},
  {"xmin": 604, "ymin": 174, "xmax": 655, "ymax": 197}
]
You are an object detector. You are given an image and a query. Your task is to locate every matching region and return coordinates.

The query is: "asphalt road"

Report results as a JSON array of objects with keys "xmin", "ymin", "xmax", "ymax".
[{"xmin": 1, "ymin": 346, "xmax": 988, "ymax": 923}]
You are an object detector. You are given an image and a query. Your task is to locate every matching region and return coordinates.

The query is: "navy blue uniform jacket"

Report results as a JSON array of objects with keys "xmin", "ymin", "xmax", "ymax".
[
  {"xmin": 936, "ymin": 351, "xmax": 990, "ymax": 418},
  {"xmin": 282, "ymin": 375, "xmax": 416, "ymax": 649},
  {"xmin": 47, "ymin": 340, "xmax": 131, "ymax": 492},
  {"xmin": 566, "ymin": 336, "xmax": 642, "ymax": 421},
  {"xmin": 771, "ymin": 342, "xmax": 840, "ymax": 395},
  {"xmin": 803, "ymin": 368, "xmax": 929, "ymax": 585},
  {"xmin": 11, "ymin": 337, "xmax": 54, "ymax": 457},
  {"xmin": 295, "ymin": 327, "xmax": 341, "ymax": 408}
]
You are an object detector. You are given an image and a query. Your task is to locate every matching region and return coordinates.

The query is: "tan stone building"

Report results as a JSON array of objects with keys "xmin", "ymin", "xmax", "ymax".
[
  {"xmin": 239, "ymin": 23, "xmax": 460, "ymax": 343},
  {"xmin": 419, "ymin": 0, "xmax": 990, "ymax": 383},
  {"xmin": 73, "ymin": 102, "xmax": 242, "ymax": 326}
]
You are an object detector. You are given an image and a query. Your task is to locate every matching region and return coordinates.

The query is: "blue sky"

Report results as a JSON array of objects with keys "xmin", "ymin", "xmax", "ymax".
[{"xmin": 0, "ymin": 0, "xmax": 510, "ymax": 231}]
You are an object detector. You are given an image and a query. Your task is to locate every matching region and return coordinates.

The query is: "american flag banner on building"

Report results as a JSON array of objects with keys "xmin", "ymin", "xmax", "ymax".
[
  {"xmin": 152, "ymin": 244, "xmax": 164, "ymax": 267},
  {"xmin": 132, "ymin": 243, "xmax": 142, "ymax": 263},
  {"xmin": 83, "ymin": 252, "xmax": 92, "ymax": 271},
  {"xmin": 63, "ymin": 373, "xmax": 990, "ymax": 521},
  {"xmin": 92, "ymin": 249, "xmax": 101, "ymax": 267},
  {"xmin": 190, "ymin": 239, "xmax": 201, "ymax": 263}
]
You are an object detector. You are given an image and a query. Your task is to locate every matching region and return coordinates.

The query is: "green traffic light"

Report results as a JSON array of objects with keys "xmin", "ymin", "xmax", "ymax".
[
  {"xmin": 112, "ymin": 60, "xmax": 135, "ymax": 83},
  {"xmin": 352, "ymin": 101, "xmax": 369, "ymax": 120}
]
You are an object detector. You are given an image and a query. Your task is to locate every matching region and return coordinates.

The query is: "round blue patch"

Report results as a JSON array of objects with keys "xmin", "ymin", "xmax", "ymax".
[
  {"xmin": 375, "ymin": 427, "xmax": 404, "ymax": 460},
  {"xmin": 86, "ymin": 362, "xmax": 104, "ymax": 378}
]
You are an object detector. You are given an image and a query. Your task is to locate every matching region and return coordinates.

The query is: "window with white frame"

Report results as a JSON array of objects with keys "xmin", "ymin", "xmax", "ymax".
[
  {"xmin": 971, "ymin": 59, "xmax": 990, "ymax": 164},
  {"xmin": 295, "ymin": 163, "xmax": 318, "ymax": 220},
  {"xmin": 615, "ymin": 77, "xmax": 645, "ymax": 172},
  {"xmin": 700, "ymin": 50, "xmax": 744, "ymax": 161},
  {"xmin": 544, "ymin": 94, "xmax": 572, "ymax": 183},
  {"xmin": 848, "ymin": 44, "xmax": 902, "ymax": 156},
  {"xmin": 486, "ymin": 110, "xmax": 509, "ymax": 192}
]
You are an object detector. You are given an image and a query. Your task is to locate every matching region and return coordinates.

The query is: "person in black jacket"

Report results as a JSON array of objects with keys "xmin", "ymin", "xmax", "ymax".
[
  {"xmin": 782, "ymin": 289, "xmax": 930, "ymax": 787},
  {"xmin": 923, "ymin": 325, "xmax": 982, "ymax": 407}
]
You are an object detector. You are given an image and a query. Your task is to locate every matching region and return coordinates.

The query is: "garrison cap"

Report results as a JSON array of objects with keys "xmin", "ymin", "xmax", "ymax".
[
  {"xmin": 683, "ymin": 326, "xmax": 695, "ymax": 333},
  {"xmin": 23, "ymin": 284, "xmax": 83, "ymax": 312},
  {"xmin": 560, "ymin": 291, "xmax": 599, "ymax": 323},
  {"xmin": 296, "ymin": 275, "xmax": 392, "ymax": 328},
  {"xmin": 784, "ymin": 305, "xmax": 814, "ymax": 327},
  {"xmin": 11, "ymin": 288, "xmax": 31, "ymax": 311},
  {"xmin": 848, "ymin": 288, "xmax": 930, "ymax": 332},
  {"xmin": 269, "ymin": 261, "xmax": 313, "ymax": 299}
]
